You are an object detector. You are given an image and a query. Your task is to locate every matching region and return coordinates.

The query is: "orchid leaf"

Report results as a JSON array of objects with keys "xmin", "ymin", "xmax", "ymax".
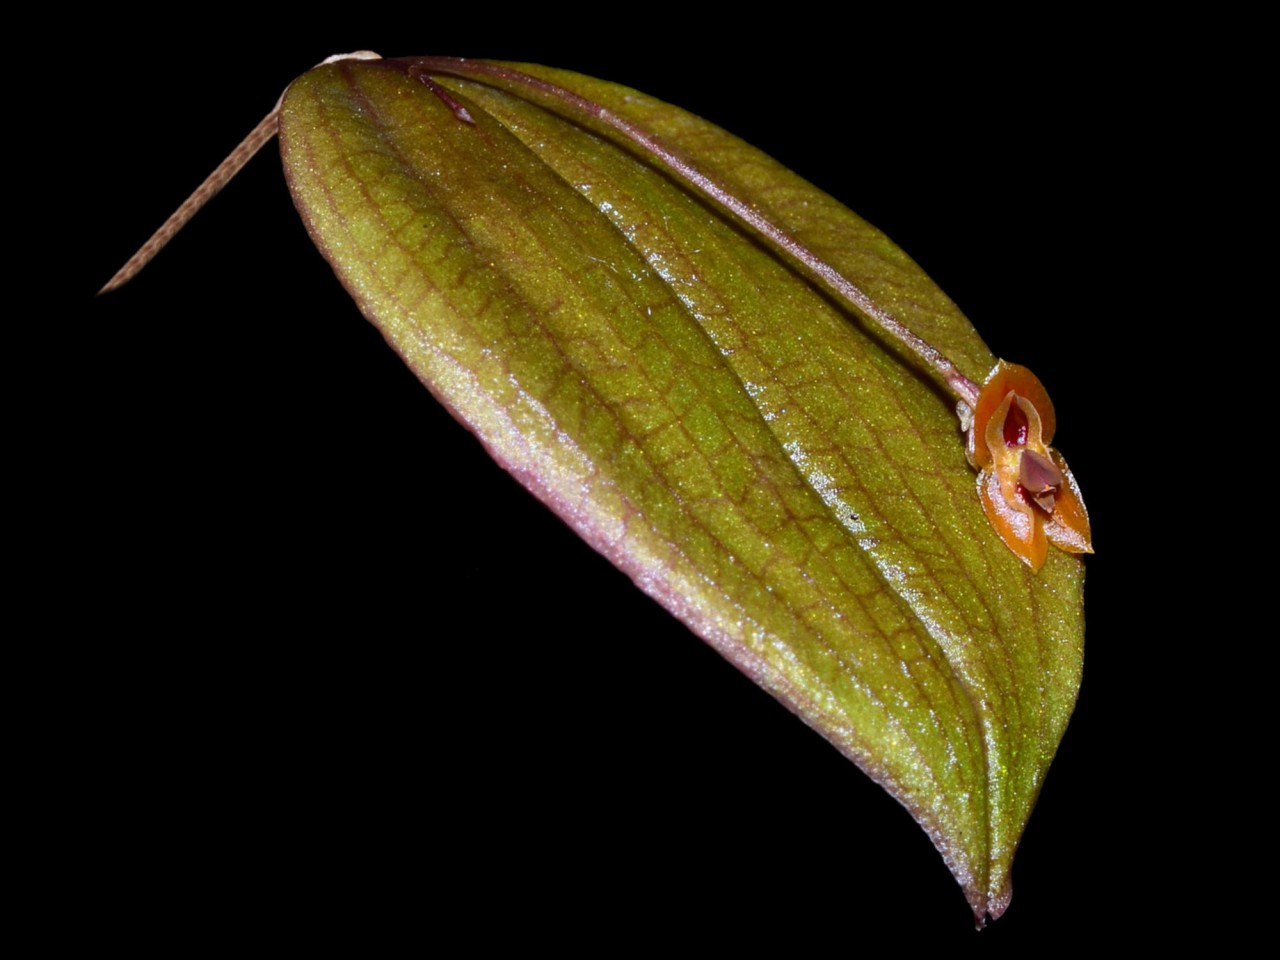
[{"xmin": 219, "ymin": 57, "xmax": 1081, "ymax": 922}]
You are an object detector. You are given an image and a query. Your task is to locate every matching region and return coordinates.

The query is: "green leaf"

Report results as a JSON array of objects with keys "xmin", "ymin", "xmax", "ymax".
[{"xmin": 278, "ymin": 58, "xmax": 1083, "ymax": 922}]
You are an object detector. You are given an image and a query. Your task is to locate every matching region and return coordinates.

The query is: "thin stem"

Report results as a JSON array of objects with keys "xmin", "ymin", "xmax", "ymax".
[
  {"xmin": 100, "ymin": 52, "xmax": 980, "ymax": 409},
  {"xmin": 100, "ymin": 51, "xmax": 383, "ymax": 295},
  {"xmin": 408, "ymin": 57, "xmax": 980, "ymax": 408},
  {"xmin": 410, "ymin": 70, "xmax": 476, "ymax": 124},
  {"xmin": 98, "ymin": 101, "xmax": 280, "ymax": 294}
]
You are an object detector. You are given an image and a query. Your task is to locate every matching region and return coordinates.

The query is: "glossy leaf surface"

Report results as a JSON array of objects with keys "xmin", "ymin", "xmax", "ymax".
[{"xmin": 278, "ymin": 58, "xmax": 1084, "ymax": 921}]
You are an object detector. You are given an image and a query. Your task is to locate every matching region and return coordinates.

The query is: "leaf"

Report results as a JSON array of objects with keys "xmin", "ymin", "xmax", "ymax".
[{"xmin": 217, "ymin": 56, "xmax": 1087, "ymax": 922}]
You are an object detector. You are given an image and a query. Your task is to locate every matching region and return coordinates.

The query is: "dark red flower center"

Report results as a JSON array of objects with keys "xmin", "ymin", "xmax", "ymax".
[{"xmin": 1003, "ymin": 400, "xmax": 1029, "ymax": 447}]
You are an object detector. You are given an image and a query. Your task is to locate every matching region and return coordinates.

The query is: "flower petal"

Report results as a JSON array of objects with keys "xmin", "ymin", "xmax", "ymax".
[
  {"xmin": 1043, "ymin": 450, "xmax": 1094, "ymax": 555},
  {"xmin": 977, "ymin": 467, "xmax": 1048, "ymax": 571}
]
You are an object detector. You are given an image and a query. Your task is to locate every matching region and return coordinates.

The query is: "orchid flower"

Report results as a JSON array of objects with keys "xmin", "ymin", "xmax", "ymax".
[{"xmin": 965, "ymin": 361, "xmax": 1093, "ymax": 571}]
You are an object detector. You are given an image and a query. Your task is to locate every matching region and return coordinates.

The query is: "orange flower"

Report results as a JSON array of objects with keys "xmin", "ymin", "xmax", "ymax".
[{"xmin": 965, "ymin": 362, "xmax": 1092, "ymax": 571}]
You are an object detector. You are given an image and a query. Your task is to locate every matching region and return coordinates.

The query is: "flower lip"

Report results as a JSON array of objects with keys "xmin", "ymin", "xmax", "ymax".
[{"xmin": 1019, "ymin": 448, "xmax": 1064, "ymax": 512}]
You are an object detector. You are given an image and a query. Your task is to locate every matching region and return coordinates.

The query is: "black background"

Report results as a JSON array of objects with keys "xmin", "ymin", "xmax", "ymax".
[{"xmin": 67, "ymin": 16, "xmax": 1213, "ymax": 946}]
